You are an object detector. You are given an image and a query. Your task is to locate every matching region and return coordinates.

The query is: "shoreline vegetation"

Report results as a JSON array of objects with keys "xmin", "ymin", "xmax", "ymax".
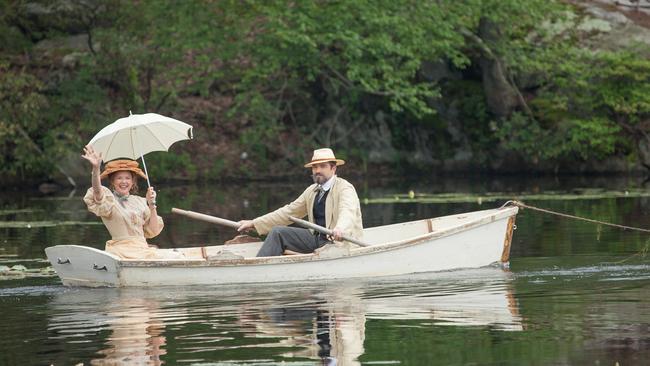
[
  {"xmin": 5, "ymin": 171, "xmax": 650, "ymax": 197},
  {"xmin": 5, "ymin": 169, "xmax": 650, "ymax": 192},
  {"xmin": 2, "ymin": 1, "xmax": 650, "ymax": 186}
]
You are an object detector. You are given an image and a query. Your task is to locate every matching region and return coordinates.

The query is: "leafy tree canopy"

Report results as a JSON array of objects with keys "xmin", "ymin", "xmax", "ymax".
[{"xmin": 1, "ymin": 0, "xmax": 649, "ymax": 182}]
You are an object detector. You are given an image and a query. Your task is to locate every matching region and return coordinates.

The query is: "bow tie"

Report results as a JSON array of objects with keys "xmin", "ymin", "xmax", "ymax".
[{"xmin": 113, "ymin": 191, "xmax": 129, "ymax": 202}]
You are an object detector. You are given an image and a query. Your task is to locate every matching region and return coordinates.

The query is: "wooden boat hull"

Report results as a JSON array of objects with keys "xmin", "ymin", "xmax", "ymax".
[{"xmin": 45, "ymin": 206, "xmax": 518, "ymax": 287}]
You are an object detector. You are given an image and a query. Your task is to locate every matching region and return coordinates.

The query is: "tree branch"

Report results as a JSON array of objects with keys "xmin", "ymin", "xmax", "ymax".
[
  {"xmin": 461, "ymin": 28, "xmax": 535, "ymax": 119},
  {"xmin": 324, "ymin": 63, "xmax": 396, "ymax": 97},
  {"xmin": 16, "ymin": 125, "xmax": 76, "ymax": 187},
  {"xmin": 331, "ymin": 115, "xmax": 366, "ymax": 145}
]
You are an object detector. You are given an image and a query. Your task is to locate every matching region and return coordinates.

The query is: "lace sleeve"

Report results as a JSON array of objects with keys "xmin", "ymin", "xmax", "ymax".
[
  {"xmin": 144, "ymin": 212, "xmax": 164, "ymax": 239},
  {"xmin": 83, "ymin": 186, "xmax": 115, "ymax": 218}
]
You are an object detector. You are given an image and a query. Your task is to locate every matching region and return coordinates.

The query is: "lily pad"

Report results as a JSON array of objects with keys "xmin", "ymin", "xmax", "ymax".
[
  {"xmin": 0, "ymin": 221, "xmax": 103, "ymax": 228},
  {"xmin": 40, "ymin": 266, "xmax": 56, "ymax": 274},
  {"xmin": 29, "ymin": 196, "xmax": 78, "ymax": 201},
  {"xmin": 363, "ymin": 189, "xmax": 650, "ymax": 204},
  {"xmin": 0, "ymin": 265, "xmax": 58, "ymax": 280},
  {"xmin": 0, "ymin": 258, "xmax": 49, "ymax": 265},
  {"xmin": 0, "ymin": 272, "xmax": 26, "ymax": 280},
  {"xmin": 0, "ymin": 209, "xmax": 43, "ymax": 215}
]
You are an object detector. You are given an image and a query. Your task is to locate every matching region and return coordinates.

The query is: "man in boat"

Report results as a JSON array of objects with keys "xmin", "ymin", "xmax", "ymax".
[{"xmin": 238, "ymin": 148, "xmax": 363, "ymax": 257}]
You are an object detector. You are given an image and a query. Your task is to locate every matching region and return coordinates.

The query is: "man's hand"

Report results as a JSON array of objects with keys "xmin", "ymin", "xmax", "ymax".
[
  {"xmin": 331, "ymin": 227, "xmax": 343, "ymax": 241},
  {"xmin": 238, "ymin": 220, "xmax": 255, "ymax": 233}
]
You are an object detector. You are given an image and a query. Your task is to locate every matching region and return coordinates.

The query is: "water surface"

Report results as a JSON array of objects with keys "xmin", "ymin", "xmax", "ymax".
[{"xmin": 1, "ymin": 176, "xmax": 649, "ymax": 365}]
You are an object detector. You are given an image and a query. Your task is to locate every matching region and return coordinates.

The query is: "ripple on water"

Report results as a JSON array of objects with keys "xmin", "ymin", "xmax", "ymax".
[
  {"xmin": 2, "ymin": 268, "xmax": 528, "ymax": 364},
  {"xmin": 515, "ymin": 263, "xmax": 650, "ymax": 281},
  {"xmin": 0, "ymin": 285, "xmax": 64, "ymax": 297}
]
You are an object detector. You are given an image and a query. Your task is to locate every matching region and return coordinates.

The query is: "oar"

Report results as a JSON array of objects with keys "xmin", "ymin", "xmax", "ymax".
[
  {"xmin": 288, "ymin": 216, "xmax": 371, "ymax": 247},
  {"xmin": 171, "ymin": 208, "xmax": 240, "ymax": 229},
  {"xmin": 171, "ymin": 208, "xmax": 260, "ymax": 248}
]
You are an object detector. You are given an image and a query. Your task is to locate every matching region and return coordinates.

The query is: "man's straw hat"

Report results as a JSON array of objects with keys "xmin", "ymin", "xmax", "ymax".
[
  {"xmin": 100, "ymin": 159, "xmax": 147, "ymax": 180},
  {"xmin": 304, "ymin": 148, "xmax": 345, "ymax": 168}
]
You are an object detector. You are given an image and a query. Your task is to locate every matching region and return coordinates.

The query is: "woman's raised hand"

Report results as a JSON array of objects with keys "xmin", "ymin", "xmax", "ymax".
[{"xmin": 82, "ymin": 145, "xmax": 102, "ymax": 169}]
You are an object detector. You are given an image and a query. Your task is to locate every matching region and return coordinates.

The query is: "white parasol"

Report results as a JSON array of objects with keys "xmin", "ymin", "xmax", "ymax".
[{"xmin": 88, "ymin": 112, "xmax": 193, "ymax": 187}]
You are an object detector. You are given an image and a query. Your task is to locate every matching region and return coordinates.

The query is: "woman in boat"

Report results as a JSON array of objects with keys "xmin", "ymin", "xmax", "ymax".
[{"xmin": 81, "ymin": 144, "xmax": 183, "ymax": 259}]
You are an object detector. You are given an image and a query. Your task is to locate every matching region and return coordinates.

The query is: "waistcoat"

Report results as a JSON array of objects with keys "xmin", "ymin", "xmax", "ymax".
[{"xmin": 312, "ymin": 190, "xmax": 329, "ymax": 228}]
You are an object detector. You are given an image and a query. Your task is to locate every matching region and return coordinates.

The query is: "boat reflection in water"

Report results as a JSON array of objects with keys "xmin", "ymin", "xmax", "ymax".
[
  {"xmin": 92, "ymin": 298, "xmax": 168, "ymax": 365},
  {"xmin": 234, "ymin": 284, "xmax": 367, "ymax": 365},
  {"xmin": 47, "ymin": 267, "xmax": 522, "ymax": 365},
  {"xmin": 47, "ymin": 289, "xmax": 179, "ymax": 365}
]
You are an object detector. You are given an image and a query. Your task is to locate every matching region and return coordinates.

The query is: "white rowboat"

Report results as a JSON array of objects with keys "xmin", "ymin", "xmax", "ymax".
[{"xmin": 45, "ymin": 206, "xmax": 518, "ymax": 287}]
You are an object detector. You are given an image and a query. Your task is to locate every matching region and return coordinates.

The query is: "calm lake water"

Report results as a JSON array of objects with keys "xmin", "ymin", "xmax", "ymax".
[{"xmin": 1, "ymin": 175, "xmax": 650, "ymax": 365}]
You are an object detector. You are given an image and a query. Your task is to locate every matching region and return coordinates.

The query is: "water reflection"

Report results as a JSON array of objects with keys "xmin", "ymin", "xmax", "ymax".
[
  {"xmin": 46, "ymin": 268, "xmax": 521, "ymax": 365},
  {"xmin": 90, "ymin": 299, "xmax": 168, "ymax": 365},
  {"xmin": 5, "ymin": 176, "xmax": 650, "ymax": 365},
  {"xmin": 48, "ymin": 289, "xmax": 182, "ymax": 365},
  {"xmin": 235, "ymin": 284, "xmax": 367, "ymax": 365}
]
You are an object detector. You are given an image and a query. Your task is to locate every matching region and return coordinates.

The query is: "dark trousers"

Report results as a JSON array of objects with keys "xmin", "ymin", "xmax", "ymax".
[{"xmin": 256, "ymin": 226, "xmax": 329, "ymax": 257}]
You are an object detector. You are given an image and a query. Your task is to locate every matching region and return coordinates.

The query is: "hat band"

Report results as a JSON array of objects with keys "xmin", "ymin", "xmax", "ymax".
[{"xmin": 304, "ymin": 158, "xmax": 345, "ymax": 167}]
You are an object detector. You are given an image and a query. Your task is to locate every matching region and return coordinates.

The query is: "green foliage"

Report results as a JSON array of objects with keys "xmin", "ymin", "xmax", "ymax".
[
  {"xmin": 498, "ymin": 113, "xmax": 621, "ymax": 162},
  {"xmin": 588, "ymin": 51, "xmax": 650, "ymax": 118},
  {"xmin": 2, "ymin": 0, "xmax": 650, "ymax": 181},
  {"xmin": 145, "ymin": 151, "xmax": 197, "ymax": 181},
  {"xmin": 565, "ymin": 118, "xmax": 621, "ymax": 159},
  {"xmin": 205, "ymin": 157, "xmax": 226, "ymax": 181},
  {"xmin": 0, "ymin": 2, "xmax": 32, "ymax": 53},
  {"xmin": 498, "ymin": 48, "xmax": 650, "ymax": 162},
  {"xmin": 235, "ymin": 0, "xmax": 469, "ymax": 115},
  {"xmin": 444, "ymin": 80, "xmax": 497, "ymax": 163},
  {"xmin": 47, "ymin": 62, "xmax": 112, "ymax": 141},
  {"xmin": 540, "ymin": 49, "xmax": 650, "ymax": 120},
  {"xmin": 0, "ymin": 63, "xmax": 50, "ymax": 175}
]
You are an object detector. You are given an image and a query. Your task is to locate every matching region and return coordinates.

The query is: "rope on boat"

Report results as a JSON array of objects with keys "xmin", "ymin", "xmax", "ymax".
[{"xmin": 501, "ymin": 200, "xmax": 650, "ymax": 234}]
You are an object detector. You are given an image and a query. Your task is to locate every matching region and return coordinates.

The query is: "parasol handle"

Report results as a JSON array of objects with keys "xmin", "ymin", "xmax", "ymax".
[
  {"xmin": 140, "ymin": 152, "xmax": 154, "ymax": 204},
  {"xmin": 140, "ymin": 152, "xmax": 152, "ymax": 188},
  {"xmin": 132, "ymin": 126, "xmax": 153, "ymax": 203}
]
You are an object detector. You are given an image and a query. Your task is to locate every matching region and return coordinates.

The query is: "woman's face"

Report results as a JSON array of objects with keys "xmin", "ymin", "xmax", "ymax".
[{"xmin": 111, "ymin": 171, "xmax": 134, "ymax": 196}]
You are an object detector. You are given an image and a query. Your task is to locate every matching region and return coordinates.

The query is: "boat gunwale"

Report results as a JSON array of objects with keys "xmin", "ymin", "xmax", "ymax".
[{"xmin": 118, "ymin": 206, "xmax": 519, "ymax": 268}]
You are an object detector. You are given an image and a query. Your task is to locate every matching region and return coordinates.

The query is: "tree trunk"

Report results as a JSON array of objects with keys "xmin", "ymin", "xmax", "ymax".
[{"xmin": 477, "ymin": 18, "xmax": 520, "ymax": 118}]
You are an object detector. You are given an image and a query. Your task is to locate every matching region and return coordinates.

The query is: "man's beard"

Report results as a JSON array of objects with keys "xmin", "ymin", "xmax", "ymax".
[{"xmin": 312, "ymin": 174, "xmax": 327, "ymax": 185}]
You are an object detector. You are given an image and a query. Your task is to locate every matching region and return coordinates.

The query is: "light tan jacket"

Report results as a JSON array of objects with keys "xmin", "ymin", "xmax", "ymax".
[{"xmin": 253, "ymin": 176, "xmax": 363, "ymax": 241}]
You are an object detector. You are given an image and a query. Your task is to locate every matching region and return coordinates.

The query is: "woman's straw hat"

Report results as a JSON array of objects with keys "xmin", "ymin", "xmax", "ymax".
[
  {"xmin": 100, "ymin": 159, "xmax": 147, "ymax": 180},
  {"xmin": 304, "ymin": 148, "xmax": 345, "ymax": 168}
]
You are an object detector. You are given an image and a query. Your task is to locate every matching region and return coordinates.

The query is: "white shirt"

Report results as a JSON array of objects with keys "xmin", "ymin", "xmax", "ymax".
[{"xmin": 320, "ymin": 174, "xmax": 336, "ymax": 192}]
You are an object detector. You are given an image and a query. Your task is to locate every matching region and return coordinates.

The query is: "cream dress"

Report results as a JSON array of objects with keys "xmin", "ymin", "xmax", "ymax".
[{"xmin": 84, "ymin": 186, "xmax": 181, "ymax": 259}]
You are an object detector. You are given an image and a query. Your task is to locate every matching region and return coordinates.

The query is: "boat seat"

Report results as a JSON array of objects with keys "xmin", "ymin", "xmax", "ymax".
[
  {"xmin": 225, "ymin": 234, "xmax": 260, "ymax": 245},
  {"xmin": 314, "ymin": 243, "xmax": 351, "ymax": 258},
  {"xmin": 283, "ymin": 249, "xmax": 301, "ymax": 255},
  {"xmin": 206, "ymin": 250, "xmax": 244, "ymax": 260},
  {"xmin": 199, "ymin": 246, "xmax": 245, "ymax": 260}
]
